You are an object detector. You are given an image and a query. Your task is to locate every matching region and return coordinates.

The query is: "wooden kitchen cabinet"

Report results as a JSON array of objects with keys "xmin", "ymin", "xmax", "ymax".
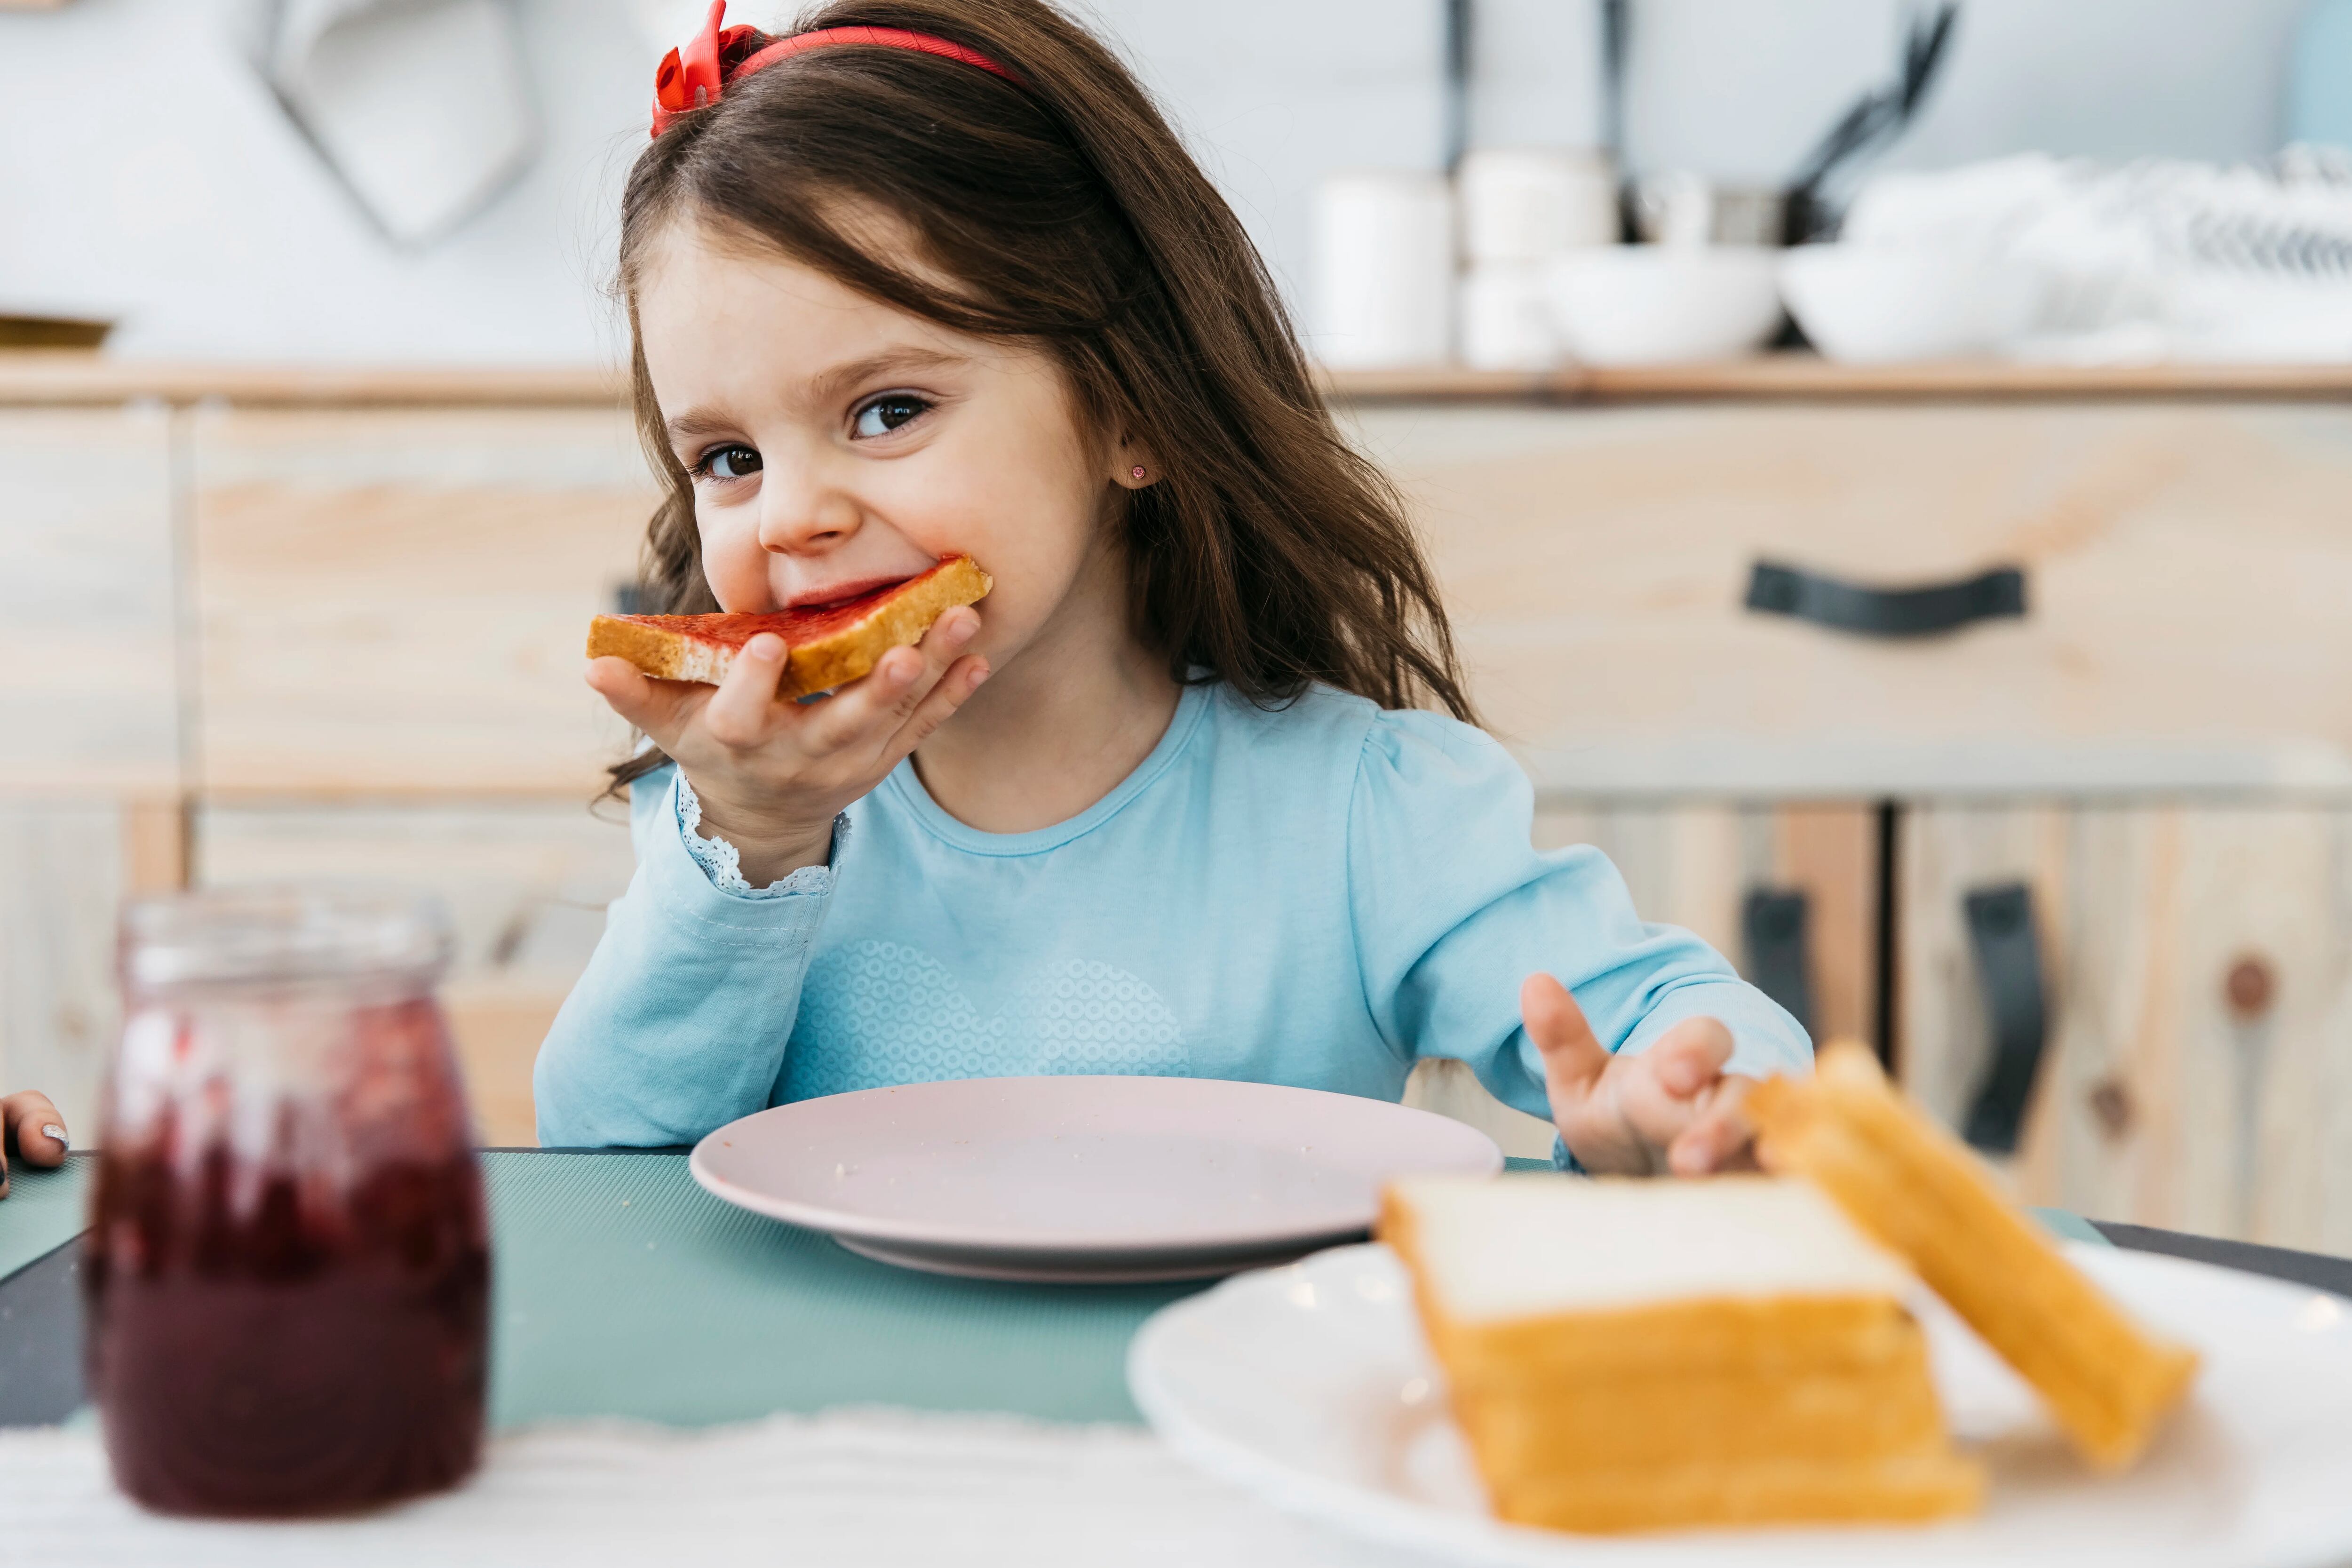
[
  {"xmin": 0, "ymin": 405, "xmax": 178, "ymax": 793},
  {"xmin": 1358, "ymin": 401, "xmax": 2352, "ymax": 795},
  {"xmin": 1898, "ymin": 803, "xmax": 2352, "ymax": 1252},
  {"xmin": 188, "ymin": 406, "xmax": 657, "ymax": 796}
]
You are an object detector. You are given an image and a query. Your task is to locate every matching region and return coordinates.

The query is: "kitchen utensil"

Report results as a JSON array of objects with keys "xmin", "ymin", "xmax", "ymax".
[
  {"xmin": 1547, "ymin": 246, "xmax": 1782, "ymax": 365},
  {"xmin": 1778, "ymin": 243, "xmax": 2042, "ymax": 363},
  {"xmin": 688, "ymin": 1075, "xmax": 1502, "ymax": 1282},
  {"xmin": 87, "ymin": 885, "xmax": 489, "ymax": 1516},
  {"xmin": 1132, "ymin": 1240, "xmax": 2352, "ymax": 1567},
  {"xmin": 1459, "ymin": 262, "xmax": 1563, "ymax": 369},
  {"xmin": 1598, "ymin": 0, "xmax": 1633, "ymax": 242},
  {"xmin": 1632, "ymin": 173, "xmax": 1787, "ymax": 248},
  {"xmin": 1443, "ymin": 0, "xmax": 1472, "ymax": 174},
  {"xmin": 1781, "ymin": 4, "xmax": 1959, "ymax": 244},
  {"xmin": 1313, "ymin": 172, "xmax": 1456, "ymax": 369},
  {"xmin": 1457, "ymin": 149, "xmax": 1618, "ymax": 264}
]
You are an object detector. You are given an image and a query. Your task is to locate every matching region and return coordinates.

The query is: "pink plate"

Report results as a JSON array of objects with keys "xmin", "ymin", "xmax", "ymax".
[{"xmin": 689, "ymin": 1075, "xmax": 1505, "ymax": 1282}]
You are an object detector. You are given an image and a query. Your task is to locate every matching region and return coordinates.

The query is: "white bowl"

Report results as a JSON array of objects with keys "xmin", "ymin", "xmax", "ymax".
[
  {"xmin": 1779, "ymin": 243, "xmax": 2044, "ymax": 363},
  {"xmin": 1546, "ymin": 246, "xmax": 1784, "ymax": 366}
]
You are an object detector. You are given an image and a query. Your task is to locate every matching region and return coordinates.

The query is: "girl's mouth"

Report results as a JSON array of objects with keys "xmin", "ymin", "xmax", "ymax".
[{"xmin": 784, "ymin": 573, "xmax": 914, "ymax": 611}]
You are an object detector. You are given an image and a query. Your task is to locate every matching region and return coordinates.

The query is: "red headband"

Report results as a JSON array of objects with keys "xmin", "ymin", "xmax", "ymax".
[{"xmin": 652, "ymin": 3, "xmax": 1022, "ymax": 136}]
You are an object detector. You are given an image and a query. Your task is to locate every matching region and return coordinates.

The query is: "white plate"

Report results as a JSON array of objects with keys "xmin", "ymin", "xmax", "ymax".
[
  {"xmin": 1129, "ymin": 1242, "xmax": 2352, "ymax": 1567},
  {"xmin": 689, "ymin": 1076, "xmax": 1502, "ymax": 1282}
]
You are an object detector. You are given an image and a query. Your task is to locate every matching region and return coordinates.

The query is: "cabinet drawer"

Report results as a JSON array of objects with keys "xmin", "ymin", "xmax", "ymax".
[
  {"xmin": 0, "ymin": 406, "xmax": 178, "ymax": 791},
  {"xmin": 197, "ymin": 802, "xmax": 638, "ymax": 1145},
  {"xmin": 191, "ymin": 408, "xmax": 657, "ymax": 795},
  {"xmin": 1353, "ymin": 403, "xmax": 2352, "ymax": 795},
  {"xmin": 1898, "ymin": 803, "xmax": 2352, "ymax": 1250}
]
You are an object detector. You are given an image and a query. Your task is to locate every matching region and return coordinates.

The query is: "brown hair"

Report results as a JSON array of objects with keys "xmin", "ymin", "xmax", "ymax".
[{"xmin": 609, "ymin": 0, "xmax": 1473, "ymax": 794}]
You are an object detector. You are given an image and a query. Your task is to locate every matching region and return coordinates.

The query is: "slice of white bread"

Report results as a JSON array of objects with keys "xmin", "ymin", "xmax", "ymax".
[
  {"xmin": 1380, "ymin": 1175, "xmax": 1984, "ymax": 1533},
  {"xmin": 1749, "ymin": 1043, "xmax": 2201, "ymax": 1473},
  {"xmin": 586, "ymin": 555, "xmax": 990, "ymax": 697}
]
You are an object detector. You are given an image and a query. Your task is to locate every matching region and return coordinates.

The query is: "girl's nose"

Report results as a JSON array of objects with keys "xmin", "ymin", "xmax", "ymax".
[{"xmin": 755, "ymin": 468, "xmax": 862, "ymax": 555}]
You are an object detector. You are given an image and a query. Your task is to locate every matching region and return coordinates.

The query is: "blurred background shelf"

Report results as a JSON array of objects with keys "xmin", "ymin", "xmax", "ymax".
[
  {"xmin": 7, "ymin": 351, "xmax": 2352, "ymax": 408},
  {"xmin": 1326, "ymin": 358, "xmax": 2352, "ymax": 403}
]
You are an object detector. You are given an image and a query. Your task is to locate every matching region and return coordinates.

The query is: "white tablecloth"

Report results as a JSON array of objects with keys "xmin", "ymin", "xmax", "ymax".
[{"xmin": 2, "ymin": 1408, "xmax": 1432, "ymax": 1566}]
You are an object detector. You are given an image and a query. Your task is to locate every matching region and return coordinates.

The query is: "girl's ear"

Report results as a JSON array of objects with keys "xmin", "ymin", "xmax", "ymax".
[{"xmin": 1111, "ymin": 438, "xmax": 1162, "ymax": 490}]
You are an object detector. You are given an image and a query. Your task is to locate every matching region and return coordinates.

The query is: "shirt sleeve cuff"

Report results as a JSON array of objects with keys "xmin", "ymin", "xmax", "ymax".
[
  {"xmin": 1618, "ymin": 980, "xmax": 1816, "ymax": 1081},
  {"xmin": 645, "ymin": 772, "xmax": 839, "ymax": 941},
  {"xmin": 673, "ymin": 771, "xmax": 844, "ymax": 902}
]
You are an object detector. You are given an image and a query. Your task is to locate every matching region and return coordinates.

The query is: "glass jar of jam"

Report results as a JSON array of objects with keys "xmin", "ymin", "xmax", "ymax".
[{"xmin": 86, "ymin": 886, "xmax": 491, "ymax": 1516}]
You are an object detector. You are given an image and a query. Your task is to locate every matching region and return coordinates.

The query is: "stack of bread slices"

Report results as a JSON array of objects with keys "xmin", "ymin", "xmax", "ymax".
[{"xmin": 1381, "ymin": 1043, "xmax": 2200, "ymax": 1535}]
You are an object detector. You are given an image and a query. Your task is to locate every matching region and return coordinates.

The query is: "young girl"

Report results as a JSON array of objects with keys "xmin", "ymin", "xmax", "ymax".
[{"xmin": 534, "ymin": 0, "xmax": 1810, "ymax": 1172}]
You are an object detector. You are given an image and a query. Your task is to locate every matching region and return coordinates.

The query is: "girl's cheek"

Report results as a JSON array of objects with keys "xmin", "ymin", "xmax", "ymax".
[{"xmin": 694, "ymin": 502, "xmax": 766, "ymax": 603}]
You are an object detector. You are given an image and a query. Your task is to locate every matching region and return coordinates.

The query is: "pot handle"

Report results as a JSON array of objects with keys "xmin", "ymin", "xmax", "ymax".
[{"xmin": 1746, "ymin": 559, "xmax": 2026, "ymax": 638}]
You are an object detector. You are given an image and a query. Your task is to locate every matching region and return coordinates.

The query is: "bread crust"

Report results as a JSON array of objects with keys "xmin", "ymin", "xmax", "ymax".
[
  {"xmin": 585, "ymin": 556, "xmax": 992, "ymax": 696},
  {"xmin": 1380, "ymin": 1178, "xmax": 1983, "ymax": 1533},
  {"xmin": 1749, "ymin": 1042, "xmax": 2201, "ymax": 1472}
]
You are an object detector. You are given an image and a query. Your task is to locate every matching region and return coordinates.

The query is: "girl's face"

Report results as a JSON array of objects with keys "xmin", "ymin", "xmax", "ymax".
[{"xmin": 634, "ymin": 221, "xmax": 1136, "ymax": 670}]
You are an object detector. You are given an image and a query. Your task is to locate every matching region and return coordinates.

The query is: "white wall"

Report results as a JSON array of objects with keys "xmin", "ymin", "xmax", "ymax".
[{"xmin": 0, "ymin": 0, "xmax": 2311, "ymax": 363}]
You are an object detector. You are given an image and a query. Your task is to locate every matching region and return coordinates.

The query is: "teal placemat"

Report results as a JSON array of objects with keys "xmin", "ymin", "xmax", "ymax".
[
  {"xmin": 2032, "ymin": 1205, "xmax": 2113, "ymax": 1247},
  {"xmin": 0, "ymin": 1153, "xmax": 91, "ymax": 1279},
  {"xmin": 484, "ymin": 1152, "xmax": 1201, "ymax": 1428},
  {"xmin": 0, "ymin": 1149, "xmax": 2112, "ymax": 1433}
]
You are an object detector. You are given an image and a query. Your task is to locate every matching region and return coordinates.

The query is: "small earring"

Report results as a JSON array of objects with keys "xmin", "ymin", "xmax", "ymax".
[{"xmin": 1130, "ymin": 465, "xmax": 1147, "ymax": 481}]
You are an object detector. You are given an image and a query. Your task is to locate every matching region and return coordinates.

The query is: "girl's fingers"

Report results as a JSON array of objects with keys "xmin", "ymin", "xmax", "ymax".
[
  {"xmin": 801, "ymin": 608, "xmax": 981, "ymax": 756},
  {"xmin": 586, "ymin": 657, "xmax": 707, "ymax": 748},
  {"xmin": 1523, "ymin": 974, "xmax": 1612, "ymax": 1117},
  {"xmin": 699, "ymin": 635, "xmax": 791, "ymax": 749},
  {"xmin": 0, "ymin": 1093, "xmax": 67, "ymax": 1198},
  {"xmin": 1668, "ymin": 1075, "xmax": 1761, "ymax": 1176},
  {"xmin": 1643, "ymin": 1016, "xmax": 1736, "ymax": 1099},
  {"xmin": 879, "ymin": 654, "xmax": 992, "ymax": 763}
]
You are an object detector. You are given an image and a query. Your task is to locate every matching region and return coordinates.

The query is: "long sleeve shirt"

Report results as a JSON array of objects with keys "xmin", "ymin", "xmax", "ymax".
[{"xmin": 533, "ymin": 680, "xmax": 1811, "ymax": 1148}]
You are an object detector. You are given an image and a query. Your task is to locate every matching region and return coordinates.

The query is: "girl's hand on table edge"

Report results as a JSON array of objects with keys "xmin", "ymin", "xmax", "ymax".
[
  {"xmin": 1522, "ymin": 974, "xmax": 1760, "ymax": 1178},
  {"xmin": 0, "ymin": 1091, "xmax": 69, "ymax": 1199},
  {"xmin": 587, "ymin": 606, "xmax": 990, "ymax": 876}
]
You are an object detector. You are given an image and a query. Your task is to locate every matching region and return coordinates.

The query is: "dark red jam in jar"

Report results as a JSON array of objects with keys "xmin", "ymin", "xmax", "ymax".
[{"xmin": 86, "ymin": 887, "xmax": 490, "ymax": 1516}]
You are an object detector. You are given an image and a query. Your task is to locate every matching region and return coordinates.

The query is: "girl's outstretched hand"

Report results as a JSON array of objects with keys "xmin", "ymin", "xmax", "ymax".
[
  {"xmin": 1523, "ymin": 973, "xmax": 1760, "ymax": 1177},
  {"xmin": 587, "ymin": 605, "xmax": 990, "ymax": 883},
  {"xmin": 1, "ymin": 1090, "xmax": 69, "ymax": 1200}
]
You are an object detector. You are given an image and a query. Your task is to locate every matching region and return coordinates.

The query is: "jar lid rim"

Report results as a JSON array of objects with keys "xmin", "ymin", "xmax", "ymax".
[{"xmin": 122, "ymin": 884, "xmax": 453, "ymax": 990}]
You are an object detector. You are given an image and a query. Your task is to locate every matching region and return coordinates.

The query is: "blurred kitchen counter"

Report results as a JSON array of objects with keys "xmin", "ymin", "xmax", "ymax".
[
  {"xmin": 7, "ymin": 355, "xmax": 2352, "ymax": 1252},
  {"xmin": 6, "ymin": 350, "xmax": 2352, "ymax": 406}
]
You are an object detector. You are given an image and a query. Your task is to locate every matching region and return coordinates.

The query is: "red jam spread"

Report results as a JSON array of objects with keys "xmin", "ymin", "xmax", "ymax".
[{"xmin": 612, "ymin": 554, "xmax": 965, "ymax": 646}]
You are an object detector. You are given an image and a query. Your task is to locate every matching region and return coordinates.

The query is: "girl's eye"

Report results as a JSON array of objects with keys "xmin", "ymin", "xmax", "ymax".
[
  {"xmin": 852, "ymin": 394, "xmax": 932, "ymax": 439},
  {"xmin": 694, "ymin": 444, "xmax": 761, "ymax": 481}
]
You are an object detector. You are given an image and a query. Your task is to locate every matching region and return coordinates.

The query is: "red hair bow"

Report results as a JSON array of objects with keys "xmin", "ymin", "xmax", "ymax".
[{"xmin": 652, "ymin": 1, "xmax": 1022, "ymax": 137}]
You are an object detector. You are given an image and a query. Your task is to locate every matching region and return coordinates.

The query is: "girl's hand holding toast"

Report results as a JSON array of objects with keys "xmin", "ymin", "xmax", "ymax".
[
  {"xmin": 587, "ymin": 606, "xmax": 989, "ymax": 883},
  {"xmin": 1524, "ymin": 974, "xmax": 1760, "ymax": 1177}
]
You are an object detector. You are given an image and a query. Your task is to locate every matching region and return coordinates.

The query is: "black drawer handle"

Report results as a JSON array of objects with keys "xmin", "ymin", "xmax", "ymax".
[
  {"xmin": 1961, "ymin": 883, "xmax": 2049, "ymax": 1155},
  {"xmin": 1746, "ymin": 559, "xmax": 2026, "ymax": 638},
  {"xmin": 1742, "ymin": 888, "xmax": 1813, "ymax": 1036}
]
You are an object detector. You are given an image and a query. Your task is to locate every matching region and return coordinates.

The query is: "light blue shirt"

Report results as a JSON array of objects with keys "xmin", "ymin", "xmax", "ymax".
[{"xmin": 532, "ymin": 681, "xmax": 1811, "ymax": 1148}]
